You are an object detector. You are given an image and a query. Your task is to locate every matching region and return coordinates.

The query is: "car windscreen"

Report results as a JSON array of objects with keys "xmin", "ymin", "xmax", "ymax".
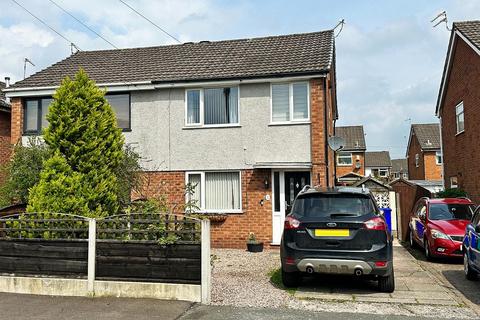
[
  {"xmin": 429, "ymin": 203, "xmax": 474, "ymax": 221},
  {"xmin": 292, "ymin": 193, "xmax": 376, "ymax": 218}
]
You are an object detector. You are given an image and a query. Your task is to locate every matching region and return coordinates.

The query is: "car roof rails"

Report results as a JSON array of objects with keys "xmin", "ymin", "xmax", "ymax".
[
  {"xmin": 300, "ymin": 185, "xmax": 312, "ymax": 194},
  {"xmin": 457, "ymin": 196, "xmax": 472, "ymax": 201}
]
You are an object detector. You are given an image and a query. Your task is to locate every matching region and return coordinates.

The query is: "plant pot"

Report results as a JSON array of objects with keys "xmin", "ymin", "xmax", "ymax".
[{"xmin": 247, "ymin": 242, "xmax": 264, "ymax": 252}]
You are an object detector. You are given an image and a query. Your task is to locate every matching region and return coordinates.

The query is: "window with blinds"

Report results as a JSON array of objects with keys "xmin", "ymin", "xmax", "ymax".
[
  {"xmin": 186, "ymin": 171, "xmax": 241, "ymax": 212},
  {"xmin": 186, "ymin": 87, "xmax": 239, "ymax": 126},
  {"xmin": 271, "ymin": 82, "xmax": 309, "ymax": 123}
]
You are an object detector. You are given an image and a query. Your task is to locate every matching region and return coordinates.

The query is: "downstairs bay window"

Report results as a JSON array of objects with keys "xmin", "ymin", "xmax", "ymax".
[{"xmin": 186, "ymin": 171, "xmax": 241, "ymax": 212}]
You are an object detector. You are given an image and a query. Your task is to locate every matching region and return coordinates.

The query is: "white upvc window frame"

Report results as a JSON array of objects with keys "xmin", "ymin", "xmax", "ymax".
[
  {"xmin": 185, "ymin": 171, "xmax": 242, "ymax": 213},
  {"xmin": 456, "ymin": 101, "xmax": 464, "ymax": 134},
  {"xmin": 184, "ymin": 86, "xmax": 241, "ymax": 128},
  {"xmin": 270, "ymin": 82, "xmax": 310, "ymax": 124},
  {"xmin": 337, "ymin": 151, "xmax": 353, "ymax": 166},
  {"xmin": 378, "ymin": 168, "xmax": 388, "ymax": 177},
  {"xmin": 415, "ymin": 154, "xmax": 420, "ymax": 168},
  {"xmin": 450, "ymin": 176, "xmax": 458, "ymax": 188},
  {"xmin": 435, "ymin": 151, "xmax": 443, "ymax": 165}
]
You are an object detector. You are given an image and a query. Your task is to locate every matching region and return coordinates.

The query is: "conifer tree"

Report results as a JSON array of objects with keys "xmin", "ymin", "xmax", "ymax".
[{"xmin": 29, "ymin": 69, "xmax": 124, "ymax": 216}]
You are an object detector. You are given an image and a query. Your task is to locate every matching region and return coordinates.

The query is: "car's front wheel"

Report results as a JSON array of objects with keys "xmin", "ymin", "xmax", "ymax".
[
  {"xmin": 281, "ymin": 269, "xmax": 300, "ymax": 288},
  {"xmin": 378, "ymin": 269, "xmax": 395, "ymax": 293},
  {"xmin": 409, "ymin": 229, "xmax": 416, "ymax": 248},
  {"xmin": 424, "ymin": 238, "xmax": 432, "ymax": 261},
  {"xmin": 464, "ymin": 251, "xmax": 478, "ymax": 281}
]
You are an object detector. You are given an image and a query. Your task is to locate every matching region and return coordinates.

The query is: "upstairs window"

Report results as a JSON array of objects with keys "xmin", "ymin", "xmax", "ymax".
[
  {"xmin": 337, "ymin": 152, "xmax": 352, "ymax": 166},
  {"xmin": 415, "ymin": 154, "xmax": 420, "ymax": 167},
  {"xmin": 456, "ymin": 102, "xmax": 464, "ymax": 134},
  {"xmin": 24, "ymin": 93, "xmax": 131, "ymax": 134},
  {"xmin": 24, "ymin": 98, "xmax": 53, "ymax": 134},
  {"xmin": 105, "ymin": 93, "xmax": 131, "ymax": 130},
  {"xmin": 271, "ymin": 82, "xmax": 309, "ymax": 123},
  {"xmin": 186, "ymin": 87, "xmax": 239, "ymax": 126},
  {"xmin": 435, "ymin": 151, "xmax": 443, "ymax": 165}
]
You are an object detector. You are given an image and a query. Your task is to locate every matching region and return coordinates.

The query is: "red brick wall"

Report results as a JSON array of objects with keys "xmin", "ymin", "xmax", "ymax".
[
  {"xmin": 335, "ymin": 152, "xmax": 365, "ymax": 178},
  {"xmin": 424, "ymin": 151, "xmax": 442, "ymax": 181},
  {"xmin": 10, "ymin": 98, "xmax": 22, "ymax": 145},
  {"xmin": 440, "ymin": 36, "xmax": 480, "ymax": 202},
  {"xmin": 0, "ymin": 111, "xmax": 11, "ymax": 183},
  {"xmin": 136, "ymin": 169, "xmax": 273, "ymax": 249},
  {"xmin": 310, "ymin": 77, "xmax": 334, "ymax": 187},
  {"xmin": 407, "ymin": 134, "xmax": 425, "ymax": 180}
]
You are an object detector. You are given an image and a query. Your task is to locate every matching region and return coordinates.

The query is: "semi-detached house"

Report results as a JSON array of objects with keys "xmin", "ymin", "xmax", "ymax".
[{"xmin": 4, "ymin": 30, "xmax": 338, "ymax": 248}]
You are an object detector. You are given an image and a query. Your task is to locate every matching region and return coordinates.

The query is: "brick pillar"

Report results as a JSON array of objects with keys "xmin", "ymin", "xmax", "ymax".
[
  {"xmin": 310, "ymin": 78, "xmax": 328, "ymax": 186},
  {"xmin": 10, "ymin": 98, "xmax": 23, "ymax": 145}
]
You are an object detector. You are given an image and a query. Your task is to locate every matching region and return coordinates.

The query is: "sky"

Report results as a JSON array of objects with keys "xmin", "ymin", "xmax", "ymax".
[{"xmin": 1, "ymin": 0, "xmax": 480, "ymax": 158}]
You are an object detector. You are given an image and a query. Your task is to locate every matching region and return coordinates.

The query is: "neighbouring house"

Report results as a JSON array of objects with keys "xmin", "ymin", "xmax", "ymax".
[
  {"xmin": 365, "ymin": 151, "xmax": 392, "ymax": 179},
  {"xmin": 4, "ymin": 30, "xmax": 338, "ymax": 248},
  {"xmin": 436, "ymin": 20, "xmax": 480, "ymax": 202},
  {"xmin": 406, "ymin": 123, "xmax": 442, "ymax": 181},
  {"xmin": 0, "ymin": 79, "xmax": 11, "ymax": 182},
  {"xmin": 391, "ymin": 159, "xmax": 408, "ymax": 180},
  {"xmin": 335, "ymin": 125, "xmax": 366, "ymax": 185}
]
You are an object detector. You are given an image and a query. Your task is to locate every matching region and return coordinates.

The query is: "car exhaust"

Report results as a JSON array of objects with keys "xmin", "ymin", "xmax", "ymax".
[
  {"xmin": 305, "ymin": 265, "xmax": 315, "ymax": 274},
  {"xmin": 354, "ymin": 268, "xmax": 363, "ymax": 276}
]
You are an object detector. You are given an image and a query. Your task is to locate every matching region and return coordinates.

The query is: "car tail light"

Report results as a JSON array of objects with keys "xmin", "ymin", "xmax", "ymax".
[
  {"xmin": 375, "ymin": 261, "xmax": 388, "ymax": 267},
  {"xmin": 364, "ymin": 217, "xmax": 387, "ymax": 231},
  {"xmin": 284, "ymin": 216, "xmax": 301, "ymax": 230},
  {"xmin": 285, "ymin": 257, "xmax": 296, "ymax": 265}
]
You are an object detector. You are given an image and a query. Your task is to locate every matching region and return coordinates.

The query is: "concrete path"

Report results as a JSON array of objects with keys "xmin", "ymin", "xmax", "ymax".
[
  {"xmin": 179, "ymin": 304, "xmax": 436, "ymax": 320},
  {"xmin": 295, "ymin": 243, "xmax": 462, "ymax": 306}
]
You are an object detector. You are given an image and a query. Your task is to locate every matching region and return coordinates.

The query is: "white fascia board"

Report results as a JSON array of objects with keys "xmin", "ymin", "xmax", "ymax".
[
  {"xmin": 5, "ymin": 81, "xmax": 155, "ymax": 98},
  {"xmin": 153, "ymin": 74, "xmax": 326, "ymax": 89}
]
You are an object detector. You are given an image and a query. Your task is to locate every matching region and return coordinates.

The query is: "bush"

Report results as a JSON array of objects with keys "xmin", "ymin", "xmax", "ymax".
[
  {"xmin": 0, "ymin": 138, "xmax": 50, "ymax": 206},
  {"xmin": 437, "ymin": 188, "xmax": 468, "ymax": 198},
  {"xmin": 29, "ymin": 69, "xmax": 125, "ymax": 217}
]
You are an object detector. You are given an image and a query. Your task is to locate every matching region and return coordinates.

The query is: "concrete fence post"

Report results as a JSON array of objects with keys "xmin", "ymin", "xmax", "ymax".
[
  {"xmin": 87, "ymin": 218, "xmax": 96, "ymax": 296},
  {"xmin": 201, "ymin": 219, "xmax": 211, "ymax": 304}
]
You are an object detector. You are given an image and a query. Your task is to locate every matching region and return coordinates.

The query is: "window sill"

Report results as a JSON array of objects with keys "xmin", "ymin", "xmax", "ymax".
[
  {"xmin": 196, "ymin": 210, "xmax": 243, "ymax": 214},
  {"xmin": 268, "ymin": 121, "xmax": 310, "ymax": 126},
  {"xmin": 455, "ymin": 130, "xmax": 465, "ymax": 137},
  {"xmin": 337, "ymin": 164, "xmax": 353, "ymax": 167},
  {"xmin": 183, "ymin": 124, "xmax": 241, "ymax": 130},
  {"xmin": 122, "ymin": 129, "xmax": 132, "ymax": 133}
]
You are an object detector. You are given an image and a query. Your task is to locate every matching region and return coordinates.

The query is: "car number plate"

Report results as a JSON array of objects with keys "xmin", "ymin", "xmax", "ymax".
[{"xmin": 315, "ymin": 229, "xmax": 350, "ymax": 237}]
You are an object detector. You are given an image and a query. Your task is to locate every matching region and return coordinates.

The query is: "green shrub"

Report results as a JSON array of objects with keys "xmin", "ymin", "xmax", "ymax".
[
  {"xmin": 0, "ymin": 138, "xmax": 50, "ymax": 206},
  {"xmin": 29, "ymin": 69, "xmax": 125, "ymax": 217},
  {"xmin": 437, "ymin": 188, "xmax": 468, "ymax": 198}
]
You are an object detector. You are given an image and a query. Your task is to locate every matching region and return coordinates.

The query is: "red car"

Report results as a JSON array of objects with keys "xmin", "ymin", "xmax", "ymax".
[{"xmin": 409, "ymin": 197, "xmax": 475, "ymax": 259}]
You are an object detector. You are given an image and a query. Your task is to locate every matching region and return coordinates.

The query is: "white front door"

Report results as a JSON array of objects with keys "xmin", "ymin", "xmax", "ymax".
[{"xmin": 271, "ymin": 170, "xmax": 311, "ymax": 245}]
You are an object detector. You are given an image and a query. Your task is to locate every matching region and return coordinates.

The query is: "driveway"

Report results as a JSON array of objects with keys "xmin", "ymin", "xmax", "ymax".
[
  {"xmin": 211, "ymin": 241, "xmax": 479, "ymax": 318},
  {"xmin": 405, "ymin": 242, "xmax": 480, "ymax": 315}
]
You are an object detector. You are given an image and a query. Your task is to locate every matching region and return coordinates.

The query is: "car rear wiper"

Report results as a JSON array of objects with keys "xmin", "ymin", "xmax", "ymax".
[{"xmin": 329, "ymin": 213, "xmax": 358, "ymax": 218}]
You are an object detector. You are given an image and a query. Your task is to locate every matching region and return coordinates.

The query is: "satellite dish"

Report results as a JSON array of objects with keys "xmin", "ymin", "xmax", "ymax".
[{"xmin": 328, "ymin": 136, "xmax": 345, "ymax": 152}]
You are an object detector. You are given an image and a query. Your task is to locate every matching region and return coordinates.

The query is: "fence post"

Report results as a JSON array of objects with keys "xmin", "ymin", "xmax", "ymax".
[
  {"xmin": 87, "ymin": 218, "xmax": 96, "ymax": 296},
  {"xmin": 201, "ymin": 219, "xmax": 211, "ymax": 304}
]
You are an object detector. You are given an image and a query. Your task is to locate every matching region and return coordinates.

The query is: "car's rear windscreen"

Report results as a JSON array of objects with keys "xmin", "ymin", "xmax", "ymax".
[{"xmin": 292, "ymin": 193, "xmax": 376, "ymax": 218}]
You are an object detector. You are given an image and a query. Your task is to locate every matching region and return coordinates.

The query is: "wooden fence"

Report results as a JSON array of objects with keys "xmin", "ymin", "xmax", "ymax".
[{"xmin": 0, "ymin": 212, "xmax": 210, "ymax": 303}]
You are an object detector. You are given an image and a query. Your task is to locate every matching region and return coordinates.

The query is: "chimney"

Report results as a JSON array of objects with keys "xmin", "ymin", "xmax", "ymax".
[{"xmin": 4, "ymin": 77, "xmax": 10, "ymax": 88}]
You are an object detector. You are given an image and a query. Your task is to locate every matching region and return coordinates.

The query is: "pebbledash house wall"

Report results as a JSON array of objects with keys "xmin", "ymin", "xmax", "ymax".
[
  {"xmin": 440, "ymin": 36, "xmax": 480, "ymax": 203},
  {"xmin": 10, "ymin": 78, "xmax": 333, "ymax": 248}
]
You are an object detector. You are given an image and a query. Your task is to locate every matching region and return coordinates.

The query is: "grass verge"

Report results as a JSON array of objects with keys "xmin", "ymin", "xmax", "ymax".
[{"xmin": 268, "ymin": 268, "xmax": 297, "ymax": 295}]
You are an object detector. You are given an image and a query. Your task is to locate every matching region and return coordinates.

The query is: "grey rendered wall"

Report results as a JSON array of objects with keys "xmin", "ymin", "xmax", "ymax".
[{"xmin": 125, "ymin": 83, "xmax": 311, "ymax": 171}]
